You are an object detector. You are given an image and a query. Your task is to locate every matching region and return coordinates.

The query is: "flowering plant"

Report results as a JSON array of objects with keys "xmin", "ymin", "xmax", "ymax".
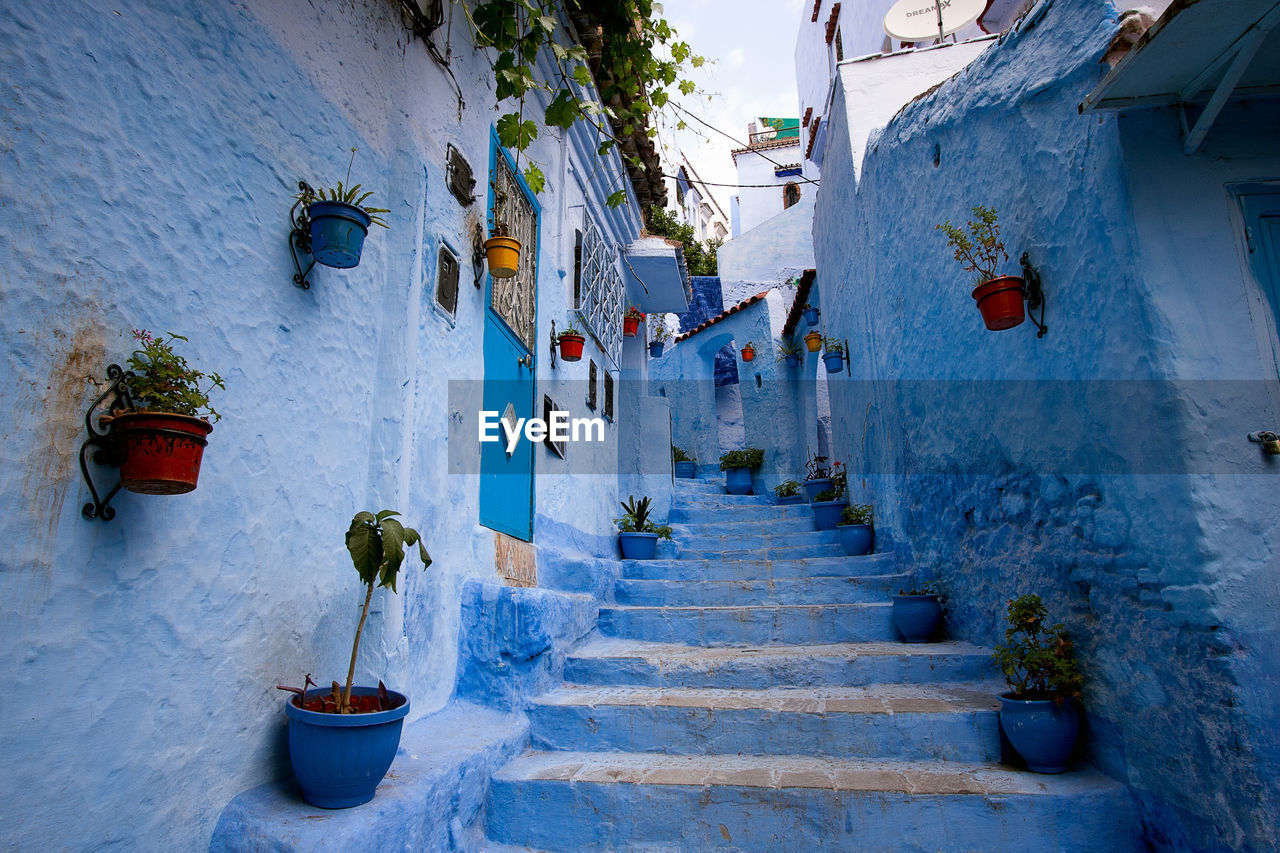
[
  {"xmin": 625, "ymin": 306, "xmax": 645, "ymax": 321},
  {"xmin": 125, "ymin": 330, "xmax": 225, "ymax": 421}
]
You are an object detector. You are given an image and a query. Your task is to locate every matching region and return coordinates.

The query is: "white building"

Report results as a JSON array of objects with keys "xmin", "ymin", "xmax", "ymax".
[
  {"xmin": 671, "ymin": 157, "xmax": 729, "ymax": 244},
  {"xmin": 729, "ymin": 120, "xmax": 810, "ymax": 238}
]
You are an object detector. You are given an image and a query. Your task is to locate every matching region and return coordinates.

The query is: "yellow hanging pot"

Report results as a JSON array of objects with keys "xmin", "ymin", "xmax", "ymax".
[
  {"xmin": 804, "ymin": 330, "xmax": 822, "ymax": 352},
  {"xmin": 484, "ymin": 236, "xmax": 521, "ymax": 279}
]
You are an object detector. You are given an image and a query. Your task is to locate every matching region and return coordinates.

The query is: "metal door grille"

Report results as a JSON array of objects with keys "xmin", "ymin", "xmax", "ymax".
[
  {"xmin": 490, "ymin": 153, "xmax": 538, "ymax": 350},
  {"xmin": 576, "ymin": 212, "xmax": 624, "ymax": 368}
]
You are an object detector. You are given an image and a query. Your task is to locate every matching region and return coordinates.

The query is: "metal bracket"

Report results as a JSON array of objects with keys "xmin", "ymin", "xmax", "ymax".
[
  {"xmin": 288, "ymin": 180, "xmax": 317, "ymax": 290},
  {"xmin": 79, "ymin": 364, "xmax": 136, "ymax": 521},
  {"xmin": 471, "ymin": 222, "xmax": 487, "ymax": 289},
  {"xmin": 1020, "ymin": 252, "xmax": 1048, "ymax": 338},
  {"xmin": 549, "ymin": 318, "xmax": 558, "ymax": 370}
]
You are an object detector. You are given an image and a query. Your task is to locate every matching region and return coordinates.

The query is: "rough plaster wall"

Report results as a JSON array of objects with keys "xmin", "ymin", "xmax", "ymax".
[
  {"xmin": 0, "ymin": 0, "xmax": 645, "ymax": 849},
  {"xmin": 812, "ymin": 1, "xmax": 1280, "ymax": 849},
  {"xmin": 718, "ymin": 194, "xmax": 817, "ymax": 287}
]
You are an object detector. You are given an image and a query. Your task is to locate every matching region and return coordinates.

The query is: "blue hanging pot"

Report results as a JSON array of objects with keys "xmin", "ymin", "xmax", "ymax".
[
  {"xmin": 823, "ymin": 351, "xmax": 844, "ymax": 374},
  {"xmin": 803, "ymin": 307, "xmax": 820, "ymax": 327},
  {"xmin": 649, "ymin": 341, "xmax": 665, "ymax": 358},
  {"xmin": 785, "ymin": 354, "xmax": 800, "ymax": 368},
  {"xmin": 308, "ymin": 201, "xmax": 372, "ymax": 269}
]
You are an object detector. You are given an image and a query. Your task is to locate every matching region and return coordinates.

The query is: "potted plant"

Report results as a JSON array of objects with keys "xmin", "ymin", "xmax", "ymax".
[
  {"xmin": 103, "ymin": 330, "xmax": 224, "ymax": 495},
  {"xmin": 776, "ymin": 338, "xmax": 802, "ymax": 369},
  {"xmin": 615, "ymin": 495, "xmax": 673, "ymax": 560},
  {"xmin": 803, "ymin": 330, "xmax": 823, "ymax": 352},
  {"xmin": 278, "ymin": 510, "xmax": 431, "ymax": 808},
  {"xmin": 892, "ymin": 583, "xmax": 944, "ymax": 643},
  {"xmin": 992, "ymin": 594, "xmax": 1084, "ymax": 773},
  {"xmin": 556, "ymin": 323, "xmax": 586, "ymax": 362},
  {"xmin": 822, "ymin": 337, "xmax": 845, "ymax": 373},
  {"xmin": 811, "ymin": 463, "xmax": 848, "ymax": 531},
  {"xmin": 802, "ymin": 303, "xmax": 820, "ymax": 327},
  {"xmin": 719, "ymin": 447, "xmax": 764, "ymax": 495},
  {"xmin": 837, "ymin": 503, "xmax": 873, "ymax": 556},
  {"xmin": 672, "ymin": 446, "xmax": 696, "ymax": 479},
  {"xmin": 802, "ymin": 452, "xmax": 833, "ymax": 502},
  {"xmin": 485, "ymin": 185, "xmax": 521, "ymax": 279},
  {"xmin": 649, "ymin": 324, "xmax": 671, "ymax": 358},
  {"xmin": 297, "ymin": 149, "xmax": 390, "ymax": 269},
  {"xmin": 624, "ymin": 306, "xmax": 645, "ymax": 337},
  {"xmin": 937, "ymin": 205, "xmax": 1025, "ymax": 331},
  {"xmin": 740, "ymin": 341, "xmax": 756, "ymax": 362},
  {"xmin": 773, "ymin": 480, "xmax": 803, "ymax": 505}
]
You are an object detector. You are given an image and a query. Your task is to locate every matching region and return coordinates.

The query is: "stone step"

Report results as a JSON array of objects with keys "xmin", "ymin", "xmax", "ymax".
[
  {"xmin": 670, "ymin": 504, "xmax": 815, "ymax": 524},
  {"xmin": 674, "ymin": 541, "xmax": 847, "ymax": 562},
  {"xmin": 621, "ymin": 552, "xmax": 900, "ymax": 581},
  {"xmin": 673, "ymin": 478, "xmax": 725, "ymax": 492},
  {"xmin": 615, "ymin": 574, "xmax": 905, "ymax": 607},
  {"xmin": 528, "ymin": 683, "xmax": 1003, "ymax": 761},
  {"xmin": 486, "ymin": 752, "xmax": 1143, "ymax": 852},
  {"xmin": 671, "ymin": 525, "xmax": 839, "ymax": 550},
  {"xmin": 675, "ymin": 491, "xmax": 785, "ymax": 507},
  {"xmin": 564, "ymin": 638, "xmax": 998, "ymax": 689},
  {"xmin": 598, "ymin": 602, "xmax": 895, "ymax": 646},
  {"xmin": 672, "ymin": 515, "xmax": 820, "ymax": 537}
]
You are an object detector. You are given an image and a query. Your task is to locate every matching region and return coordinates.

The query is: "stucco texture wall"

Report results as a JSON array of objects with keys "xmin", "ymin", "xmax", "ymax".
[
  {"xmin": 0, "ymin": 0, "xmax": 646, "ymax": 849},
  {"xmin": 812, "ymin": 1, "xmax": 1280, "ymax": 850}
]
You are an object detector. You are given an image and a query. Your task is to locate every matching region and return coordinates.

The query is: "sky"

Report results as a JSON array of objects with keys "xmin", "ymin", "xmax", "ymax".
[{"xmin": 657, "ymin": 0, "xmax": 807, "ymax": 217}]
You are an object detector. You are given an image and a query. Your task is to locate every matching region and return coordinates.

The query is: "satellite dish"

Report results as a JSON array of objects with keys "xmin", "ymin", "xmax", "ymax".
[{"xmin": 883, "ymin": 0, "xmax": 986, "ymax": 42}]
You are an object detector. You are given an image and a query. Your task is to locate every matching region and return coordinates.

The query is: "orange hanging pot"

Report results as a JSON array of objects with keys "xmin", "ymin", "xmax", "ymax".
[
  {"xmin": 557, "ymin": 333, "xmax": 585, "ymax": 362},
  {"xmin": 972, "ymin": 276, "xmax": 1026, "ymax": 331},
  {"xmin": 741, "ymin": 346, "xmax": 755, "ymax": 362},
  {"xmin": 484, "ymin": 236, "xmax": 521, "ymax": 279},
  {"xmin": 110, "ymin": 412, "xmax": 213, "ymax": 495},
  {"xmin": 804, "ymin": 331, "xmax": 822, "ymax": 352},
  {"xmin": 623, "ymin": 317, "xmax": 640, "ymax": 337}
]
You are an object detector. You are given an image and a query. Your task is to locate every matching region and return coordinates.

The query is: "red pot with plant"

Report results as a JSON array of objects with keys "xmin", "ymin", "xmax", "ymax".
[
  {"xmin": 937, "ymin": 206, "xmax": 1026, "ymax": 331},
  {"xmin": 557, "ymin": 325, "xmax": 586, "ymax": 362},
  {"xmin": 624, "ymin": 306, "xmax": 644, "ymax": 337},
  {"xmin": 741, "ymin": 341, "xmax": 756, "ymax": 362}
]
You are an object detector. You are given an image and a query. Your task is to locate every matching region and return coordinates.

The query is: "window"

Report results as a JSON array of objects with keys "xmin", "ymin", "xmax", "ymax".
[
  {"xmin": 603, "ymin": 370, "xmax": 615, "ymax": 421},
  {"xmin": 435, "ymin": 243, "xmax": 459, "ymax": 317},
  {"xmin": 542, "ymin": 395, "xmax": 565, "ymax": 458},
  {"xmin": 784, "ymin": 182, "xmax": 801, "ymax": 209},
  {"xmin": 576, "ymin": 211, "xmax": 625, "ymax": 368},
  {"xmin": 586, "ymin": 360, "xmax": 598, "ymax": 410}
]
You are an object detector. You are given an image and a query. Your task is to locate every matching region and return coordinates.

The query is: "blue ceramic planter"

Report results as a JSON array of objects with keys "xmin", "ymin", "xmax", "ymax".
[
  {"xmin": 823, "ymin": 351, "xmax": 844, "ymax": 373},
  {"xmin": 812, "ymin": 500, "xmax": 848, "ymax": 530},
  {"xmin": 649, "ymin": 341, "xmax": 665, "ymax": 358},
  {"xmin": 308, "ymin": 201, "xmax": 372, "ymax": 269},
  {"xmin": 838, "ymin": 523, "xmax": 873, "ymax": 556},
  {"xmin": 674, "ymin": 460, "xmax": 696, "ymax": 479},
  {"xmin": 803, "ymin": 478, "xmax": 832, "ymax": 502},
  {"xmin": 998, "ymin": 695, "xmax": 1080, "ymax": 773},
  {"xmin": 803, "ymin": 307, "xmax": 820, "ymax": 326},
  {"xmin": 285, "ymin": 686, "xmax": 409, "ymax": 808},
  {"xmin": 775, "ymin": 493, "xmax": 804, "ymax": 505},
  {"xmin": 725, "ymin": 467, "xmax": 753, "ymax": 495},
  {"xmin": 619, "ymin": 531, "xmax": 658, "ymax": 559},
  {"xmin": 784, "ymin": 354, "xmax": 801, "ymax": 368},
  {"xmin": 892, "ymin": 594, "xmax": 942, "ymax": 643}
]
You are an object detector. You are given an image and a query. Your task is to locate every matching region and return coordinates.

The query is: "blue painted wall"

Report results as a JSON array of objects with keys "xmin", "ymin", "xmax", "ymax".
[
  {"xmin": 811, "ymin": 1, "xmax": 1280, "ymax": 849},
  {"xmin": 0, "ymin": 0, "xmax": 667, "ymax": 849}
]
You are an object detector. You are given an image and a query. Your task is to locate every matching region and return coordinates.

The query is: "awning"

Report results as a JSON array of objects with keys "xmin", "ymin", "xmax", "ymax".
[
  {"xmin": 1080, "ymin": 0, "xmax": 1280, "ymax": 153},
  {"xmin": 623, "ymin": 236, "xmax": 692, "ymax": 313}
]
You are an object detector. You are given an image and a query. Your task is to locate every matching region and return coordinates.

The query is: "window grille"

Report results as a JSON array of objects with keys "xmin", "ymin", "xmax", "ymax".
[
  {"xmin": 575, "ymin": 211, "xmax": 624, "ymax": 368},
  {"xmin": 490, "ymin": 151, "xmax": 538, "ymax": 350}
]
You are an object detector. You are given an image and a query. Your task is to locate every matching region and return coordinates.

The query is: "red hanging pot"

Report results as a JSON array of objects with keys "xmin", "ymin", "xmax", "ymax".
[
  {"xmin": 741, "ymin": 346, "xmax": 755, "ymax": 362},
  {"xmin": 623, "ymin": 316, "xmax": 640, "ymax": 337},
  {"xmin": 111, "ymin": 412, "xmax": 213, "ymax": 495},
  {"xmin": 972, "ymin": 276, "xmax": 1026, "ymax": 331},
  {"xmin": 558, "ymin": 333, "xmax": 585, "ymax": 362}
]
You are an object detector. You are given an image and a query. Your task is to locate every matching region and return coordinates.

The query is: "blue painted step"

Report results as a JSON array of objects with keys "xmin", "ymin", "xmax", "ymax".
[
  {"xmin": 563, "ymin": 638, "xmax": 999, "ymax": 689},
  {"xmin": 672, "ymin": 526, "xmax": 841, "ymax": 549},
  {"xmin": 621, "ymin": 552, "xmax": 900, "ymax": 581},
  {"xmin": 528, "ymin": 683, "xmax": 1003, "ymax": 761},
  {"xmin": 615, "ymin": 575, "xmax": 905, "ymax": 606},
  {"xmin": 598, "ymin": 602, "xmax": 895, "ymax": 645},
  {"xmin": 486, "ymin": 752, "xmax": 1143, "ymax": 853},
  {"xmin": 671, "ymin": 505, "xmax": 815, "ymax": 524}
]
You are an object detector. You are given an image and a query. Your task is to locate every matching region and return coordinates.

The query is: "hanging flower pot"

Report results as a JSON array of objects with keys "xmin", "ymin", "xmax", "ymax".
[
  {"xmin": 803, "ymin": 306, "xmax": 820, "ymax": 327},
  {"xmin": 649, "ymin": 341, "xmax": 665, "ymax": 358},
  {"xmin": 484, "ymin": 235, "xmax": 521, "ymax": 279},
  {"xmin": 823, "ymin": 351, "xmax": 844, "ymax": 373},
  {"xmin": 741, "ymin": 341, "xmax": 756, "ymax": 362},
  {"xmin": 804, "ymin": 331, "xmax": 822, "ymax": 352},
  {"xmin": 307, "ymin": 202, "xmax": 372, "ymax": 269},
  {"xmin": 972, "ymin": 276, "xmax": 1026, "ymax": 331},
  {"xmin": 785, "ymin": 354, "xmax": 800, "ymax": 368},
  {"xmin": 623, "ymin": 307, "xmax": 644, "ymax": 337},
  {"xmin": 557, "ymin": 331, "xmax": 585, "ymax": 362},
  {"xmin": 111, "ymin": 412, "xmax": 213, "ymax": 495}
]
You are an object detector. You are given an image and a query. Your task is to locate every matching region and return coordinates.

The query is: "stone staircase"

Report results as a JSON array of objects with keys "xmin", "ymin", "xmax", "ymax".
[{"xmin": 482, "ymin": 477, "xmax": 1142, "ymax": 852}]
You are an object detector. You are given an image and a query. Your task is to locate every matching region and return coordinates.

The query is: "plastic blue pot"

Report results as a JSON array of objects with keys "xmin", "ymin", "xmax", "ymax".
[
  {"xmin": 674, "ymin": 460, "xmax": 696, "ymax": 479},
  {"xmin": 823, "ymin": 352, "xmax": 844, "ymax": 373},
  {"xmin": 892, "ymin": 594, "xmax": 942, "ymax": 642},
  {"xmin": 812, "ymin": 500, "xmax": 847, "ymax": 530},
  {"xmin": 308, "ymin": 201, "xmax": 372, "ymax": 269},
  {"xmin": 803, "ymin": 307, "xmax": 820, "ymax": 326},
  {"xmin": 838, "ymin": 523, "xmax": 873, "ymax": 556},
  {"xmin": 998, "ymin": 695, "xmax": 1080, "ymax": 773},
  {"xmin": 803, "ymin": 478, "xmax": 832, "ymax": 502},
  {"xmin": 725, "ymin": 467, "xmax": 753, "ymax": 495},
  {"xmin": 775, "ymin": 493, "xmax": 803, "ymax": 505},
  {"xmin": 619, "ymin": 531, "xmax": 658, "ymax": 559},
  {"xmin": 285, "ymin": 686, "xmax": 409, "ymax": 808},
  {"xmin": 649, "ymin": 341, "xmax": 665, "ymax": 358},
  {"xmin": 785, "ymin": 354, "xmax": 800, "ymax": 368}
]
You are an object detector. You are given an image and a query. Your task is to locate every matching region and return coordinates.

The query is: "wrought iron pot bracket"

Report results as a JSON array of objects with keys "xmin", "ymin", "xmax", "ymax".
[
  {"xmin": 1020, "ymin": 252, "xmax": 1048, "ymax": 338},
  {"xmin": 79, "ymin": 364, "xmax": 136, "ymax": 521},
  {"xmin": 288, "ymin": 180, "xmax": 317, "ymax": 290}
]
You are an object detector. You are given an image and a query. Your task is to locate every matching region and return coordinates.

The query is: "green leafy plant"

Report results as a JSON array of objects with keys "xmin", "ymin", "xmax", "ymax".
[
  {"xmin": 829, "ymin": 462, "xmax": 847, "ymax": 498},
  {"xmin": 672, "ymin": 446, "xmax": 694, "ymax": 463},
  {"xmin": 822, "ymin": 336, "xmax": 844, "ymax": 355},
  {"xmin": 615, "ymin": 495, "xmax": 672, "ymax": 539},
  {"xmin": 813, "ymin": 489, "xmax": 838, "ymax": 502},
  {"xmin": 125, "ymin": 330, "xmax": 225, "ymax": 421},
  {"xmin": 775, "ymin": 338, "xmax": 802, "ymax": 360},
  {"xmin": 936, "ymin": 205, "xmax": 1008, "ymax": 285},
  {"xmin": 646, "ymin": 206, "xmax": 719, "ymax": 276},
  {"xmin": 651, "ymin": 323, "xmax": 671, "ymax": 343},
  {"xmin": 741, "ymin": 341, "xmax": 756, "ymax": 351},
  {"xmin": 557, "ymin": 321, "xmax": 583, "ymax": 340},
  {"xmin": 773, "ymin": 480, "xmax": 802, "ymax": 498},
  {"xmin": 719, "ymin": 448, "xmax": 764, "ymax": 471},
  {"xmin": 296, "ymin": 147, "xmax": 390, "ymax": 228},
  {"xmin": 841, "ymin": 503, "xmax": 873, "ymax": 525},
  {"xmin": 898, "ymin": 583, "xmax": 938, "ymax": 597},
  {"xmin": 992, "ymin": 594, "xmax": 1083, "ymax": 702}
]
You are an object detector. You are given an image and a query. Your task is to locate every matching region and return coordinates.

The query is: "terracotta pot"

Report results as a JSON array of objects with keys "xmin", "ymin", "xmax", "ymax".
[
  {"xmin": 623, "ymin": 316, "xmax": 640, "ymax": 337},
  {"xmin": 972, "ymin": 276, "xmax": 1026, "ymax": 330},
  {"xmin": 111, "ymin": 412, "xmax": 213, "ymax": 495},
  {"xmin": 804, "ymin": 331, "xmax": 822, "ymax": 352},
  {"xmin": 741, "ymin": 346, "xmax": 755, "ymax": 362},
  {"xmin": 558, "ymin": 333, "xmax": 585, "ymax": 362},
  {"xmin": 484, "ymin": 236, "xmax": 521, "ymax": 279}
]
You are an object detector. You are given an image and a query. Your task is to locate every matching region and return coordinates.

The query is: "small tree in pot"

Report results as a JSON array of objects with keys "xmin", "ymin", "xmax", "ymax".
[{"xmin": 937, "ymin": 205, "xmax": 1026, "ymax": 331}]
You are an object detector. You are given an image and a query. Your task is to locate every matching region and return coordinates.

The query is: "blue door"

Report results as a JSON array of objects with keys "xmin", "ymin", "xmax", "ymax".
[{"xmin": 479, "ymin": 134, "xmax": 539, "ymax": 540}]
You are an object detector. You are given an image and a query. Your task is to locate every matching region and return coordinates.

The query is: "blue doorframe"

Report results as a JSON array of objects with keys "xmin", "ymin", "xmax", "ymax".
[
  {"xmin": 479, "ymin": 130, "xmax": 539, "ymax": 541},
  {"xmin": 1238, "ymin": 185, "xmax": 1280, "ymax": 377}
]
